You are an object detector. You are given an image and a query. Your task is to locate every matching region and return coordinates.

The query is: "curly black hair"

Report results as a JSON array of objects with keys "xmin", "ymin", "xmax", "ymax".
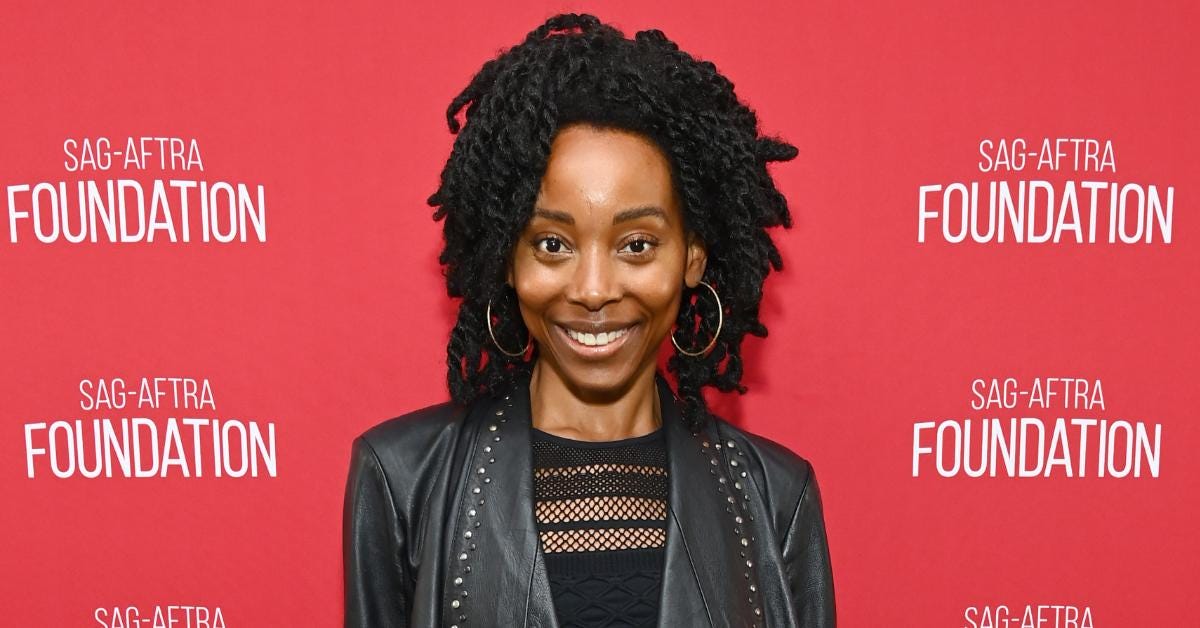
[{"xmin": 427, "ymin": 12, "xmax": 798, "ymax": 432}]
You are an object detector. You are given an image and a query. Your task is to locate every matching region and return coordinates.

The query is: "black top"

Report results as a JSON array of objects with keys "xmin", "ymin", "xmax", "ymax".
[{"xmin": 530, "ymin": 425, "xmax": 668, "ymax": 628}]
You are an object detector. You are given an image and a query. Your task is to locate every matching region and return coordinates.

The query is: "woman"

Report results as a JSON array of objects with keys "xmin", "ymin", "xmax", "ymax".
[{"xmin": 345, "ymin": 13, "xmax": 835, "ymax": 628}]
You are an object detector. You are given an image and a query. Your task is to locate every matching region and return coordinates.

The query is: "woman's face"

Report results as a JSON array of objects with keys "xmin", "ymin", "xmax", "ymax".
[{"xmin": 508, "ymin": 123, "xmax": 707, "ymax": 400}]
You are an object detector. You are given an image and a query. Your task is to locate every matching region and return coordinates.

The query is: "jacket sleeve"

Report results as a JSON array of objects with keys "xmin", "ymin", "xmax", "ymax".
[
  {"xmin": 344, "ymin": 435, "xmax": 411, "ymax": 628},
  {"xmin": 781, "ymin": 461, "xmax": 836, "ymax": 627}
]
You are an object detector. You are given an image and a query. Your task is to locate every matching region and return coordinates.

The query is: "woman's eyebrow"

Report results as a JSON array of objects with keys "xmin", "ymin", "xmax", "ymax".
[
  {"xmin": 532, "ymin": 208, "xmax": 574, "ymax": 224},
  {"xmin": 613, "ymin": 206, "xmax": 667, "ymax": 224}
]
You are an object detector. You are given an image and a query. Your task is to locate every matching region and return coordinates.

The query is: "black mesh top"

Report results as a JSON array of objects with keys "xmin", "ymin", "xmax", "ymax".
[{"xmin": 530, "ymin": 424, "xmax": 668, "ymax": 628}]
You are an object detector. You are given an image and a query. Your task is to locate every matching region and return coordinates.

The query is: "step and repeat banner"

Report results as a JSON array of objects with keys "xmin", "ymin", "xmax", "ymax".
[{"xmin": 3, "ymin": 1, "xmax": 1195, "ymax": 626}]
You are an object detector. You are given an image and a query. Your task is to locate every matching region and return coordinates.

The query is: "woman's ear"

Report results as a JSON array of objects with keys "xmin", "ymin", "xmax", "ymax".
[{"xmin": 684, "ymin": 232, "xmax": 708, "ymax": 288}]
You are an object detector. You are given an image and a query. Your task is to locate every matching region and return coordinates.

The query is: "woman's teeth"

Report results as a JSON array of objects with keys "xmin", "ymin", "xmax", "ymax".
[{"xmin": 565, "ymin": 327, "xmax": 630, "ymax": 347}]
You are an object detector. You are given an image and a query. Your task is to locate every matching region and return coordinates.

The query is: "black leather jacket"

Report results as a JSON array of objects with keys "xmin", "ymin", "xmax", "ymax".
[{"xmin": 344, "ymin": 375, "xmax": 836, "ymax": 627}]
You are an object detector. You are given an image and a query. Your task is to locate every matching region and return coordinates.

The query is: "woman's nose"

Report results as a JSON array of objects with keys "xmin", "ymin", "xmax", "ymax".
[{"xmin": 566, "ymin": 247, "xmax": 620, "ymax": 311}]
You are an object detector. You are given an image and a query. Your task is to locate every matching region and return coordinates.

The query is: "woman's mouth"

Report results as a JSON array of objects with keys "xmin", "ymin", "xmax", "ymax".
[{"xmin": 556, "ymin": 324, "xmax": 636, "ymax": 358}]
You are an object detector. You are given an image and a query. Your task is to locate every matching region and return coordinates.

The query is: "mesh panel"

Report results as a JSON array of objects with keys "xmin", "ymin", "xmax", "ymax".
[
  {"xmin": 535, "ymin": 495, "xmax": 667, "ymax": 523},
  {"xmin": 540, "ymin": 527, "xmax": 668, "ymax": 553},
  {"xmin": 531, "ymin": 430, "xmax": 668, "ymax": 553},
  {"xmin": 530, "ymin": 427, "xmax": 669, "ymax": 627}
]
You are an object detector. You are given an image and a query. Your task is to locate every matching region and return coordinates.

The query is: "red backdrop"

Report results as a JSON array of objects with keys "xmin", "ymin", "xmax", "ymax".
[{"xmin": 2, "ymin": 1, "xmax": 1196, "ymax": 626}]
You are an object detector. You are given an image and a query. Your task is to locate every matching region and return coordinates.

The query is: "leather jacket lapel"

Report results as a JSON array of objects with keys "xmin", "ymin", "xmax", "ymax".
[
  {"xmin": 442, "ymin": 383, "xmax": 561, "ymax": 628},
  {"xmin": 658, "ymin": 376, "xmax": 766, "ymax": 628}
]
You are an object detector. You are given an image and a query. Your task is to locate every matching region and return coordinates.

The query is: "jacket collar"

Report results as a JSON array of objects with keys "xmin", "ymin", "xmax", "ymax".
[{"xmin": 442, "ymin": 373, "xmax": 764, "ymax": 628}]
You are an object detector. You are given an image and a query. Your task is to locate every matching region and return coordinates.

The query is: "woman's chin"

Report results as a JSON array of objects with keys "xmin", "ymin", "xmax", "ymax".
[{"xmin": 542, "ymin": 357, "xmax": 651, "ymax": 401}]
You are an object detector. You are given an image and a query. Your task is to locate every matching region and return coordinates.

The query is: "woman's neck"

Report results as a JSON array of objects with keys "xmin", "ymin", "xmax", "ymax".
[{"xmin": 527, "ymin": 360, "xmax": 662, "ymax": 442}]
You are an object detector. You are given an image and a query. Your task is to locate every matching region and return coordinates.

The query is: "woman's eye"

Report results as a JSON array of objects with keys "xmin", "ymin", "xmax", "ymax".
[
  {"xmin": 622, "ymin": 238, "xmax": 656, "ymax": 255},
  {"xmin": 536, "ymin": 237, "xmax": 566, "ymax": 254}
]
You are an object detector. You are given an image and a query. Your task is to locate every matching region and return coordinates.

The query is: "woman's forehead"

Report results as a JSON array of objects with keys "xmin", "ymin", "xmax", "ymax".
[{"xmin": 535, "ymin": 125, "xmax": 681, "ymax": 224}]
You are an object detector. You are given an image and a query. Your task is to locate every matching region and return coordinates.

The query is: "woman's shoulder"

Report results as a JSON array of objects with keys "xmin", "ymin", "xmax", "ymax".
[
  {"xmin": 346, "ymin": 400, "xmax": 475, "ymax": 537},
  {"xmin": 710, "ymin": 416, "xmax": 815, "ymax": 479},
  {"xmin": 357, "ymin": 399, "xmax": 469, "ymax": 448},
  {"xmin": 708, "ymin": 416, "xmax": 820, "ymax": 534},
  {"xmin": 352, "ymin": 399, "xmax": 473, "ymax": 478}
]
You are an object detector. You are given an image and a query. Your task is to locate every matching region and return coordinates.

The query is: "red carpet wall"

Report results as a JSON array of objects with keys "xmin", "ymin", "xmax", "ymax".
[{"xmin": 3, "ymin": 1, "xmax": 1195, "ymax": 626}]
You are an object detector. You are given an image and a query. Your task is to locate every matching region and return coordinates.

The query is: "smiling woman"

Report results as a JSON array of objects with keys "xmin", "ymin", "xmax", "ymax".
[
  {"xmin": 509, "ymin": 125, "xmax": 707, "ymax": 419},
  {"xmin": 344, "ymin": 12, "xmax": 835, "ymax": 628}
]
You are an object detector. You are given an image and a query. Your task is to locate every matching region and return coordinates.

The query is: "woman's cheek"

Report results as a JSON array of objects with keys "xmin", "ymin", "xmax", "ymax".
[
  {"xmin": 632, "ymin": 272, "xmax": 682, "ymax": 310},
  {"xmin": 514, "ymin": 261, "xmax": 562, "ymax": 302}
]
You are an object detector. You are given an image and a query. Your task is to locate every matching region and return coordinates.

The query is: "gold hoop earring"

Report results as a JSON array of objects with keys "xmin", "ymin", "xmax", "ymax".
[
  {"xmin": 671, "ymin": 280, "xmax": 723, "ymax": 357},
  {"xmin": 486, "ymin": 295, "xmax": 532, "ymax": 358}
]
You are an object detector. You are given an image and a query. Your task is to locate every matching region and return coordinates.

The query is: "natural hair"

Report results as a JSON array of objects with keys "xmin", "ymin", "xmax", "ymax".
[{"xmin": 427, "ymin": 12, "xmax": 797, "ymax": 432}]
